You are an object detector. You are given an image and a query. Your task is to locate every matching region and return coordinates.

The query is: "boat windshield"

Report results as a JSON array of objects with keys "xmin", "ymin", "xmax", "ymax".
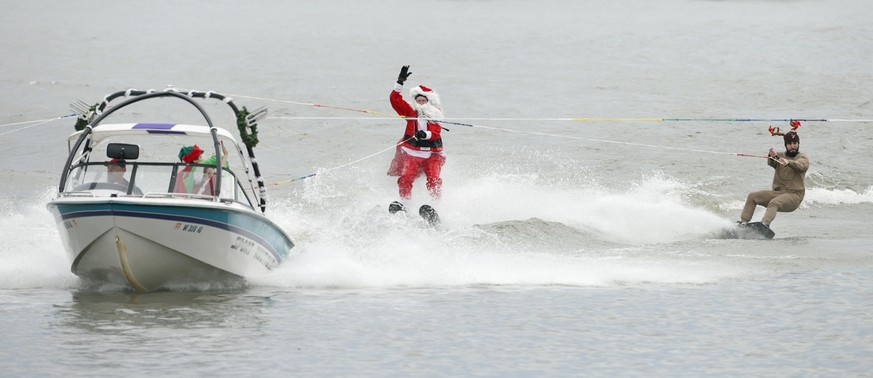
[{"xmin": 63, "ymin": 161, "xmax": 253, "ymax": 208}]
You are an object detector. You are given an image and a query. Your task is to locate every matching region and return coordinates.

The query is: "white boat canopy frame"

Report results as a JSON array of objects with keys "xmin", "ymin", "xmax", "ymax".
[{"xmin": 59, "ymin": 89, "xmax": 271, "ymax": 213}]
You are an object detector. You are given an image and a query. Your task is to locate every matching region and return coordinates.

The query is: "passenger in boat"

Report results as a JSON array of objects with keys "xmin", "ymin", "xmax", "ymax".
[
  {"xmin": 388, "ymin": 65, "xmax": 446, "ymax": 202},
  {"xmin": 200, "ymin": 141, "xmax": 230, "ymax": 195},
  {"xmin": 203, "ymin": 141, "xmax": 230, "ymax": 173},
  {"xmin": 175, "ymin": 144, "xmax": 205, "ymax": 193},
  {"xmin": 106, "ymin": 158, "xmax": 129, "ymax": 186},
  {"xmin": 174, "ymin": 143, "xmax": 230, "ymax": 195},
  {"xmin": 738, "ymin": 122, "xmax": 809, "ymax": 228}
]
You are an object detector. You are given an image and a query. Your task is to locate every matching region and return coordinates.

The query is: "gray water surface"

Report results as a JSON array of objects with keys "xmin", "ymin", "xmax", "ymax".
[{"xmin": 2, "ymin": 0, "xmax": 872, "ymax": 376}]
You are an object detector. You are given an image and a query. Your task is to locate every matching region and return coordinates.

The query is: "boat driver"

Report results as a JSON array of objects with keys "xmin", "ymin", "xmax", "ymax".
[{"xmin": 106, "ymin": 158, "xmax": 129, "ymax": 186}]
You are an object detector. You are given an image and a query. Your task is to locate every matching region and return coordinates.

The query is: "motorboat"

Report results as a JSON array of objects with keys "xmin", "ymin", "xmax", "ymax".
[{"xmin": 47, "ymin": 88, "xmax": 294, "ymax": 291}]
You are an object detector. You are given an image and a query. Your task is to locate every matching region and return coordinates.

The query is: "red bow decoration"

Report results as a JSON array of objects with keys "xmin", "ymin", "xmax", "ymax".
[{"xmin": 769, "ymin": 120, "xmax": 801, "ymax": 136}]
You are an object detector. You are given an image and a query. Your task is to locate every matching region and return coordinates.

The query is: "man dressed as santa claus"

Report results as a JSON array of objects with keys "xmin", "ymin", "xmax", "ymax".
[{"xmin": 387, "ymin": 65, "xmax": 446, "ymax": 219}]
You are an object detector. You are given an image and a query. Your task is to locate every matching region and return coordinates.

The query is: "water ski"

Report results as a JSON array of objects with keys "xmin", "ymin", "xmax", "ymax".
[
  {"xmin": 388, "ymin": 201, "xmax": 440, "ymax": 227},
  {"xmin": 388, "ymin": 201, "xmax": 406, "ymax": 214},
  {"xmin": 721, "ymin": 222, "xmax": 775, "ymax": 240},
  {"xmin": 419, "ymin": 205, "xmax": 440, "ymax": 227}
]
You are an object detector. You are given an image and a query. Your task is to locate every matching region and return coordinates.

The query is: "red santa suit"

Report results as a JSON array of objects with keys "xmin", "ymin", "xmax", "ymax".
[{"xmin": 388, "ymin": 83, "xmax": 446, "ymax": 200}]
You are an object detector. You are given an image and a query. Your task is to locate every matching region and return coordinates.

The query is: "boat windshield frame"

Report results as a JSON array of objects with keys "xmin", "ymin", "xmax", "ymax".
[{"xmin": 61, "ymin": 160, "xmax": 255, "ymax": 208}]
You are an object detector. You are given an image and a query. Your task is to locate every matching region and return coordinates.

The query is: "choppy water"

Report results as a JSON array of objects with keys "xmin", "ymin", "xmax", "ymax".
[{"xmin": 2, "ymin": 0, "xmax": 873, "ymax": 376}]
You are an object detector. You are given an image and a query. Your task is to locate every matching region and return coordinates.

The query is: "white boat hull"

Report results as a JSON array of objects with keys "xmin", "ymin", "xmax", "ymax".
[{"xmin": 47, "ymin": 197, "xmax": 294, "ymax": 291}]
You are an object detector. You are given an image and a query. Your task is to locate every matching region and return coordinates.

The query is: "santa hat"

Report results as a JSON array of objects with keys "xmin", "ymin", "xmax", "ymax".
[
  {"xmin": 178, "ymin": 144, "xmax": 204, "ymax": 163},
  {"xmin": 409, "ymin": 85, "xmax": 441, "ymax": 108}
]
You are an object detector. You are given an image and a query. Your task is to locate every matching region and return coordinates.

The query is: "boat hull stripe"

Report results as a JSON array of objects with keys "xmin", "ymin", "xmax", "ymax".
[{"xmin": 56, "ymin": 205, "xmax": 289, "ymax": 262}]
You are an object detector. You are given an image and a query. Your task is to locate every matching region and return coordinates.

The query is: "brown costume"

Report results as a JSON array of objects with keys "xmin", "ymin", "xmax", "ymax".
[{"xmin": 740, "ymin": 132, "xmax": 808, "ymax": 225}]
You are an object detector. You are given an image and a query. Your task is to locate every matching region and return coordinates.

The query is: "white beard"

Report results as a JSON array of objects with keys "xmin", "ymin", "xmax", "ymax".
[{"xmin": 413, "ymin": 102, "xmax": 444, "ymax": 120}]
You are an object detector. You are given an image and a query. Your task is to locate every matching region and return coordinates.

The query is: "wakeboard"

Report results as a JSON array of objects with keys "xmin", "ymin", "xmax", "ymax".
[
  {"xmin": 388, "ymin": 201, "xmax": 440, "ymax": 227},
  {"xmin": 720, "ymin": 222, "xmax": 775, "ymax": 240}
]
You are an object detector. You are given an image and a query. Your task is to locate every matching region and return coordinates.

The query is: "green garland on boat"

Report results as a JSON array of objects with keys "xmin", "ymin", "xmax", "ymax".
[{"xmin": 236, "ymin": 106, "xmax": 259, "ymax": 148}]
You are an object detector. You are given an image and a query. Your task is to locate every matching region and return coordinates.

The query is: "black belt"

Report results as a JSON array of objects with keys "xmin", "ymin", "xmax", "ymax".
[{"xmin": 404, "ymin": 134, "xmax": 443, "ymax": 148}]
